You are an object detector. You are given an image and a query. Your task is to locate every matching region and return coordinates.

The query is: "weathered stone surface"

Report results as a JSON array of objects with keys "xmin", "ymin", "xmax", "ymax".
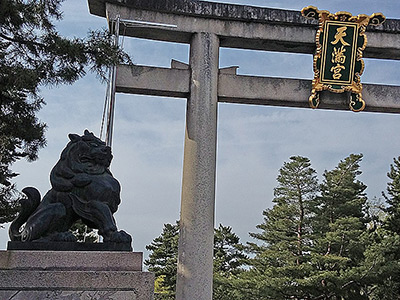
[
  {"xmin": 7, "ymin": 241, "xmax": 132, "ymax": 252},
  {"xmin": 176, "ymin": 32, "xmax": 219, "ymax": 300},
  {"xmin": 101, "ymin": 2, "xmax": 400, "ymax": 60},
  {"xmin": 0, "ymin": 291, "xmax": 140, "ymax": 300},
  {"xmin": 88, "ymin": 0, "xmax": 400, "ymax": 33},
  {"xmin": 0, "ymin": 251, "xmax": 154, "ymax": 300},
  {"xmin": 0, "ymin": 291, "xmax": 15, "ymax": 299},
  {"xmin": 116, "ymin": 64, "xmax": 400, "ymax": 114},
  {"xmin": 0, "ymin": 270, "xmax": 154, "ymax": 290},
  {"xmin": 116, "ymin": 64, "xmax": 190, "ymax": 98},
  {"xmin": 0, "ymin": 250, "xmax": 142, "ymax": 271},
  {"xmin": 218, "ymin": 74, "xmax": 400, "ymax": 113}
]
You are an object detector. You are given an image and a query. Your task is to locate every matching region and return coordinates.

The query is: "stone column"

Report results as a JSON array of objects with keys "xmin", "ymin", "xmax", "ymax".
[{"xmin": 176, "ymin": 32, "xmax": 219, "ymax": 300}]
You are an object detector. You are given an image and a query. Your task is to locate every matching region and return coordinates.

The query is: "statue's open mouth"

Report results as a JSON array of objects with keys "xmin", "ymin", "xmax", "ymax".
[
  {"xmin": 80, "ymin": 154, "xmax": 110, "ymax": 167},
  {"xmin": 79, "ymin": 155, "xmax": 92, "ymax": 163}
]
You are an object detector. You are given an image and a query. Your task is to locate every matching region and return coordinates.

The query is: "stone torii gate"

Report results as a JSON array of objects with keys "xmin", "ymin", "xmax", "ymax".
[{"xmin": 88, "ymin": 0, "xmax": 400, "ymax": 299}]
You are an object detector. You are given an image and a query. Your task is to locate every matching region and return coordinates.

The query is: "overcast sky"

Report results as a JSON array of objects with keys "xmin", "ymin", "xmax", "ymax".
[{"xmin": 1, "ymin": 0, "xmax": 400, "ymax": 258}]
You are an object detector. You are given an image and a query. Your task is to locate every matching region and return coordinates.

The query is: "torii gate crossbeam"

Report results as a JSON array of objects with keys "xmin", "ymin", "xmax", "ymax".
[{"xmin": 88, "ymin": 1, "xmax": 400, "ymax": 300}]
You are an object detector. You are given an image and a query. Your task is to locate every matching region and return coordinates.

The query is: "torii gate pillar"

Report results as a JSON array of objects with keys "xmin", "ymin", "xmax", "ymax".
[
  {"xmin": 87, "ymin": 1, "xmax": 400, "ymax": 300},
  {"xmin": 177, "ymin": 32, "xmax": 219, "ymax": 300}
]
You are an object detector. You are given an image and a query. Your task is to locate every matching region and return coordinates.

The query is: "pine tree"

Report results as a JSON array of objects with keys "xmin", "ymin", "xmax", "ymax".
[
  {"xmin": 359, "ymin": 228, "xmax": 400, "ymax": 299},
  {"xmin": 145, "ymin": 222, "xmax": 246, "ymax": 300},
  {"xmin": 243, "ymin": 156, "xmax": 319, "ymax": 299},
  {"xmin": 241, "ymin": 155, "xmax": 374, "ymax": 299},
  {"xmin": 0, "ymin": 0, "xmax": 130, "ymax": 224},
  {"xmin": 213, "ymin": 224, "xmax": 247, "ymax": 300},
  {"xmin": 0, "ymin": 185, "xmax": 19, "ymax": 227},
  {"xmin": 312, "ymin": 154, "xmax": 367, "ymax": 236},
  {"xmin": 361, "ymin": 156, "xmax": 400, "ymax": 299},
  {"xmin": 145, "ymin": 221, "xmax": 179, "ymax": 300},
  {"xmin": 384, "ymin": 156, "xmax": 400, "ymax": 234},
  {"xmin": 308, "ymin": 154, "xmax": 369, "ymax": 299}
]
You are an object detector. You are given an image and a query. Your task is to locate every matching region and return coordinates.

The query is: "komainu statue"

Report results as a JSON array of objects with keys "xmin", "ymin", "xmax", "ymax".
[{"xmin": 9, "ymin": 130, "xmax": 132, "ymax": 244}]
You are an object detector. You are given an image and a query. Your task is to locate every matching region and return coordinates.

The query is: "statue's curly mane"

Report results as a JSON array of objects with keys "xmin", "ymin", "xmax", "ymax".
[{"xmin": 50, "ymin": 130, "xmax": 113, "ymax": 192}]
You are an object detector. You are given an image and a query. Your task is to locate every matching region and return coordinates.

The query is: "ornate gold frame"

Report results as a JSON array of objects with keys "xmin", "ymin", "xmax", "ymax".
[{"xmin": 301, "ymin": 6, "xmax": 385, "ymax": 112}]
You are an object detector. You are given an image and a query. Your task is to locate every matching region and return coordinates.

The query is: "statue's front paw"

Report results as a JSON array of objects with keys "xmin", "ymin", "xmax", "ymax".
[{"xmin": 104, "ymin": 230, "xmax": 132, "ymax": 243}]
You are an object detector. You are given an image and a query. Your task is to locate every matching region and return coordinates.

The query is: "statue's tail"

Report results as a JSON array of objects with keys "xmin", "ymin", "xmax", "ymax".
[{"xmin": 9, "ymin": 187, "xmax": 41, "ymax": 241}]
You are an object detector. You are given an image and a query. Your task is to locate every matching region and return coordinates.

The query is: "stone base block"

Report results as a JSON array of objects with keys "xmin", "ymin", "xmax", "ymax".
[
  {"xmin": 0, "ymin": 290, "xmax": 141, "ymax": 300},
  {"xmin": 0, "ymin": 250, "xmax": 154, "ymax": 300},
  {"xmin": 0, "ymin": 250, "xmax": 143, "ymax": 271},
  {"xmin": 8, "ymin": 241, "xmax": 132, "ymax": 252}
]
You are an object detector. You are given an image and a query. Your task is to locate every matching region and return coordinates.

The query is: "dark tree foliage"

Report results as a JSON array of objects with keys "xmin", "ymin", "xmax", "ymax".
[
  {"xmin": 312, "ymin": 154, "xmax": 367, "ymax": 236},
  {"xmin": 309, "ymin": 154, "xmax": 369, "ymax": 299},
  {"xmin": 145, "ymin": 222, "xmax": 246, "ymax": 300},
  {"xmin": 243, "ymin": 156, "xmax": 319, "ymax": 299},
  {"xmin": 363, "ymin": 156, "xmax": 400, "ymax": 298},
  {"xmin": 145, "ymin": 221, "xmax": 179, "ymax": 300},
  {"xmin": 145, "ymin": 155, "xmax": 400, "ymax": 299},
  {"xmin": 250, "ymin": 156, "xmax": 318, "ymax": 261},
  {"xmin": 0, "ymin": 0, "xmax": 130, "ymax": 223},
  {"xmin": 242, "ymin": 154, "xmax": 374, "ymax": 300},
  {"xmin": 383, "ymin": 156, "xmax": 400, "ymax": 235},
  {"xmin": 213, "ymin": 224, "xmax": 247, "ymax": 300},
  {"xmin": 360, "ymin": 229, "xmax": 400, "ymax": 300},
  {"xmin": 69, "ymin": 220, "xmax": 98, "ymax": 243},
  {"xmin": 0, "ymin": 185, "xmax": 19, "ymax": 227}
]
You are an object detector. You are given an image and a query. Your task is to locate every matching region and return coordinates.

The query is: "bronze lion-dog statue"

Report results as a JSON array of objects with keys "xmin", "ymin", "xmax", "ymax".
[{"xmin": 9, "ymin": 130, "xmax": 132, "ymax": 244}]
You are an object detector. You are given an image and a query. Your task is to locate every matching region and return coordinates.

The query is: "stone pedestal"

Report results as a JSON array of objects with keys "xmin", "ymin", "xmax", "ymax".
[{"xmin": 0, "ymin": 250, "xmax": 154, "ymax": 300}]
